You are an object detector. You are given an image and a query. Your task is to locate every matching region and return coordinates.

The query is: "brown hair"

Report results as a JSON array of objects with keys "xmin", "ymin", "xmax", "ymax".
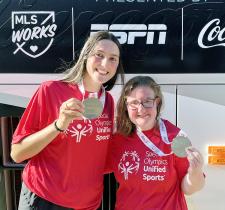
[
  {"xmin": 61, "ymin": 31, "xmax": 124, "ymax": 91},
  {"xmin": 116, "ymin": 76, "xmax": 163, "ymax": 136}
]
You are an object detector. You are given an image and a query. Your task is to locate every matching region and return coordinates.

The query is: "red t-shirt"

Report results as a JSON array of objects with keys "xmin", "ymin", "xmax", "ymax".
[
  {"xmin": 12, "ymin": 81, "xmax": 114, "ymax": 210},
  {"xmin": 108, "ymin": 120, "xmax": 189, "ymax": 210}
]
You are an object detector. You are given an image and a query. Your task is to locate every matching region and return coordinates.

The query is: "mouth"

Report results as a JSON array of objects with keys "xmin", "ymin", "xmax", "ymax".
[
  {"xmin": 96, "ymin": 68, "xmax": 108, "ymax": 75},
  {"xmin": 137, "ymin": 114, "xmax": 149, "ymax": 119}
]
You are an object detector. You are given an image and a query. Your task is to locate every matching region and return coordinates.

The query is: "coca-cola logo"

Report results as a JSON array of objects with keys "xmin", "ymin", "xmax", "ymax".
[{"xmin": 198, "ymin": 18, "xmax": 225, "ymax": 48}]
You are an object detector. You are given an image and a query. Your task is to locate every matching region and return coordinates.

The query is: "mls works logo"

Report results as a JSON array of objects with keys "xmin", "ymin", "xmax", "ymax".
[
  {"xmin": 12, "ymin": 11, "xmax": 57, "ymax": 58},
  {"xmin": 118, "ymin": 151, "xmax": 140, "ymax": 180}
]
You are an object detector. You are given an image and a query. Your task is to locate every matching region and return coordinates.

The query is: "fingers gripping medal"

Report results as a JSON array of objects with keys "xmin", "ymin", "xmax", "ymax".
[
  {"xmin": 171, "ymin": 136, "xmax": 192, "ymax": 157},
  {"xmin": 78, "ymin": 80, "xmax": 105, "ymax": 119},
  {"xmin": 83, "ymin": 98, "xmax": 103, "ymax": 119}
]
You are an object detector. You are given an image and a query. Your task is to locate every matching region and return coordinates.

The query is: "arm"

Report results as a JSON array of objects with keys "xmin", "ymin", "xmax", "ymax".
[
  {"xmin": 181, "ymin": 147, "xmax": 205, "ymax": 195},
  {"xmin": 11, "ymin": 98, "xmax": 84, "ymax": 163},
  {"xmin": 11, "ymin": 121, "xmax": 62, "ymax": 163}
]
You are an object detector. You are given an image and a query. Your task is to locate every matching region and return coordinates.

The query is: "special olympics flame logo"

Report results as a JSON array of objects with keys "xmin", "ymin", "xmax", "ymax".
[
  {"xmin": 118, "ymin": 151, "xmax": 140, "ymax": 180},
  {"xmin": 66, "ymin": 119, "xmax": 93, "ymax": 143},
  {"xmin": 11, "ymin": 11, "xmax": 57, "ymax": 58}
]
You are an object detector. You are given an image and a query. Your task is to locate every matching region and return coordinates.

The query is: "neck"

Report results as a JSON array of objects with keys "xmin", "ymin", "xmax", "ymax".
[
  {"xmin": 138, "ymin": 119, "xmax": 157, "ymax": 131},
  {"xmin": 82, "ymin": 78, "xmax": 102, "ymax": 92}
]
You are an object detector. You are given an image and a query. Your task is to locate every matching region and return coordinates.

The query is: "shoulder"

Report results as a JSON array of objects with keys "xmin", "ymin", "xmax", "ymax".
[
  {"xmin": 162, "ymin": 119, "xmax": 188, "ymax": 139},
  {"xmin": 106, "ymin": 91, "xmax": 114, "ymax": 101},
  {"xmin": 161, "ymin": 119, "xmax": 181, "ymax": 139},
  {"xmin": 40, "ymin": 80, "xmax": 69, "ymax": 89},
  {"xmin": 162, "ymin": 119, "xmax": 178, "ymax": 130},
  {"xmin": 37, "ymin": 80, "xmax": 72, "ymax": 94}
]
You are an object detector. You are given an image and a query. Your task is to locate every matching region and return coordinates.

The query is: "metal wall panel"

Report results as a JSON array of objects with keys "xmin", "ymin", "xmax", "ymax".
[{"xmin": 177, "ymin": 85, "xmax": 225, "ymax": 210}]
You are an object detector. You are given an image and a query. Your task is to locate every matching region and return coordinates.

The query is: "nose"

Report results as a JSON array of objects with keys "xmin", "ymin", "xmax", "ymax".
[
  {"xmin": 100, "ymin": 57, "xmax": 109, "ymax": 69},
  {"xmin": 137, "ymin": 103, "xmax": 145, "ymax": 112}
]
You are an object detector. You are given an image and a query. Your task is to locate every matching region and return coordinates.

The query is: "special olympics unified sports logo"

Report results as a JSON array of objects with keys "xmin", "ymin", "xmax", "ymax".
[
  {"xmin": 118, "ymin": 151, "xmax": 140, "ymax": 180},
  {"xmin": 11, "ymin": 11, "xmax": 57, "ymax": 58},
  {"xmin": 66, "ymin": 120, "xmax": 93, "ymax": 143}
]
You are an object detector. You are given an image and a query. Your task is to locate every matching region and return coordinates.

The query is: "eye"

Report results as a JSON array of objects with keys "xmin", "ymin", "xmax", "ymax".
[
  {"xmin": 144, "ymin": 99, "xmax": 154, "ymax": 103},
  {"xmin": 133, "ymin": 100, "xmax": 140, "ymax": 105},
  {"xmin": 110, "ymin": 57, "xmax": 118, "ymax": 62},
  {"xmin": 142, "ymin": 99, "xmax": 155, "ymax": 108},
  {"xmin": 128, "ymin": 100, "xmax": 140, "ymax": 106},
  {"xmin": 95, "ymin": 52, "xmax": 104, "ymax": 58}
]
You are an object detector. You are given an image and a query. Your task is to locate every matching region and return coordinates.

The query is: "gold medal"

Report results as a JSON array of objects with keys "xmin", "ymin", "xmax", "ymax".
[
  {"xmin": 83, "ymin": 98, "xmax": 103, "ymax": 119},
  {"xmin": 171, "ymin": 136, "xmax": 192, "ymax": 157}
]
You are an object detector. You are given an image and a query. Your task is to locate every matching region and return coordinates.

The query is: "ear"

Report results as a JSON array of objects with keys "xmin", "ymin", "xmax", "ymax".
[{"xmin": 155, "ymin": 97, "xmax": 161, "ymax": 106}]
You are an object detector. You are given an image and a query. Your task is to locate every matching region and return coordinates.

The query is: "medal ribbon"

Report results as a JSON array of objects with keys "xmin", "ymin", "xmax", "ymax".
[
  {"xmin": 77, "ymin": 80, "xmax": 106, "ymax": 107},
  {"xmin": 136, "ymin": 119, "xmax": 173, "ymax": 156}
]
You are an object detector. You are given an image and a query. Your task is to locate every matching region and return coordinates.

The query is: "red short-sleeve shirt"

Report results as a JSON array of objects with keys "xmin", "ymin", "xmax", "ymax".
[
  {"xmin": 108, "ymin": 120, "xmax": 189, "ymax": 210},
  {"xmin": 12, "ymin": 81, "xmax": 114, "ymax": 209}
]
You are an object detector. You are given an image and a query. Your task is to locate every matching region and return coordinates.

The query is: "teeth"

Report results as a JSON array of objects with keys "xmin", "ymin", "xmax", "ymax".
[
  {"xmin": 97, "ymin": 68, "xmax": 107, "ymax": 75},
  {"xmin": 138, "ymin": 115, "xmax": 148, "ymax": 118},
  {"xmin": 99, "ymin": 71, "xmax": 107, "ymax": 75}
]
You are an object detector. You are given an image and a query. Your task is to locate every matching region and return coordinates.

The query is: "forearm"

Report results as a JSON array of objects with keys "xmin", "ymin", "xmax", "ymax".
[
  {"xmin": 11, "ymin": 97, "xmax": 84, "ymax": 163},
  {"xmin": 11, "ymin": 121, "xmax": 61, "ymax": 163},
  {"xmin": 181, "ymin": 171, "xmax": 205, "ymax": 195}
]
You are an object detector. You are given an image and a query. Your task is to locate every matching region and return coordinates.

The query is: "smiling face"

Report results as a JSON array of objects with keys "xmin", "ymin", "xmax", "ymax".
[
  {"xmin": 83, "ymin": 39, "xmax": 120, "ymax": 92},
  {"xmin": 126, "ymin": 86, "xmax": 159, "ymax": 131}
]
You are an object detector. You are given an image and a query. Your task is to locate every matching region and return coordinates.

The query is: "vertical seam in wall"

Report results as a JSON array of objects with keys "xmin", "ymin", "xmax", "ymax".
[
  {"xmin": 72, "ymin": 7, "xmax": 75, "ymax": 60},
  {"xmin": 176, "ymin": 85, "xmax": 178, "ymax": 126}
]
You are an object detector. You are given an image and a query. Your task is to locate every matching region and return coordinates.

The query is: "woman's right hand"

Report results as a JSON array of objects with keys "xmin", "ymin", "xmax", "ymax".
[
  {"xmin": 56, "ymin": 98, "xmax": 85, "ymax": 131},
  {"xmin": 11, "ymin": 98, "xmax": 84, "ymax": 163}
]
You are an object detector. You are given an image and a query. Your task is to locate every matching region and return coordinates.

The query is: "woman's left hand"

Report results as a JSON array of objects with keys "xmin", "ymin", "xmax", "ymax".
[
  {"xmin": 186, "ymin": 147, "xmax": 204, "ymax": 175},
  {"xmin": 182, "ymin": 147, "xmax": 205, "ymax": 194}
]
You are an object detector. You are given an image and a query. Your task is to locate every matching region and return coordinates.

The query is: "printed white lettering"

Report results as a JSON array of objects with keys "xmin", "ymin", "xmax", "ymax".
[
  {"xmin": 15, "ymin": 16, "xmax": 23, "ymax": 24},
  {"xmin": 15, "ymin": 15, "xmax": 38, "ymax": 24},
  {"xmin": 95, "ymin": 120, "xmax": 112, "ymax": 127},
  {"xmin": 143, "ymin": 165, "xmax": 166, "ymax": 172},
  {"xmin": 143, "ymin": 173, "xmax": 165, "ymax": 181},
  {"xmin": 11, "ymin": 11, "xmax": 57, "ymax": 58},
  {"xmin": 97, "ymin": 127, "xmax": 111, "ymax": 133},
  {"xmin": 30, "ymin": 15, "xmax": 38, "ymax": 24},
  {"xmin": 96, "ymin": 134, "xmax": 110, "ymax": 141},
  {"xmin": 144, "ymin": 158, "xmax": 168, "ymax": 165},
  {"xmin": 91, "ymin": 24, "xmax": 167, "ymax": 44},
  {"xmin": 12, "ymin": 24, "xmax": 57, "ymax": 43},
  {"xmin": 145, "ymin": 151, "xmax": 157, "ymax": 158},
  {"xmin": 99, "ymin": 113, "xmax": 109, "ymax": 119},
  {"xmin": 198, "ymin": 18, "xmax": 225, "ymax": 48}
]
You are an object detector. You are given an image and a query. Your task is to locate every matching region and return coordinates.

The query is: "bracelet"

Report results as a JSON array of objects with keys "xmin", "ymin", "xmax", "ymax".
[{"xmin": 54, "ymin": 121, "xmax": 64, "ymax": 132}]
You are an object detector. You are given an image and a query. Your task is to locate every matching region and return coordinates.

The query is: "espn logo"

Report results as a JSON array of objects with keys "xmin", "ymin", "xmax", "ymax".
[{"xmin": 90, "ymin": 24, "xmax": 167, "ymax": 45}]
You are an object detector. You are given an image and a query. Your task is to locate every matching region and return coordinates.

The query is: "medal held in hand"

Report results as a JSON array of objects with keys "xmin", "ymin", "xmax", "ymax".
[
  {"xmin": 83, "ymin": 98, "xmax": 103, "ymax": 119},
  {"xmin": 171, "ymin": 136, "xmax": 192, "ymax": 157}
]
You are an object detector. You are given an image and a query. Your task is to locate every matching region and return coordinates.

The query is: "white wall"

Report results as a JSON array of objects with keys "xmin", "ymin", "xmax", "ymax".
[{"xmin": 177, "ymin": 85, "xmax": 225, "ymax": 210}]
